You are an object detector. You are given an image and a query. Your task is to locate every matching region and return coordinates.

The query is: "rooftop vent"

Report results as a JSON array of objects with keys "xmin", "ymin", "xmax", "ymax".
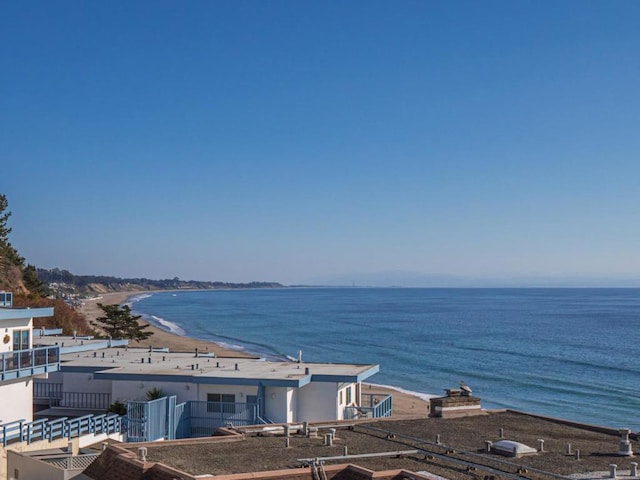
[{"xmin": 491, "ymin": 440, "xmax": 538, "ymax": 457}]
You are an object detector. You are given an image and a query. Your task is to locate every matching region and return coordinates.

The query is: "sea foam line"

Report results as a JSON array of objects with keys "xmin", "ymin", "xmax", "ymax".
[
  {"xmin": 124, "ymin": 293, "xmax": 154, "ymax": 306},
  {"xmin": 147, "ymin": 314, "xmax": 186, "ymax": 336},
  {"xmin": 367, "ymin": 383, "xmax": 438, "ymax": 402}
]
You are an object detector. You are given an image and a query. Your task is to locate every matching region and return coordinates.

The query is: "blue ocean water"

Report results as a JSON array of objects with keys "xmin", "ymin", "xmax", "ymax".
[{"xmin": 128, "ymin": 288, "xmax": 640, "ymax": 430}]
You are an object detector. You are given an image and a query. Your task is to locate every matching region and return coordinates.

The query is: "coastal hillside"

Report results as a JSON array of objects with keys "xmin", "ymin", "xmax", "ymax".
[
  {"xmin": 0, "ymin": 194, "xmax": 92, "ymax": 334},
  {"xmin": 37, "ymin": 267, "xmax": 284, "ymax": 300},
  {"xmin": 1, "ymin": 192, "xmax": 282, "ymax": 335}
]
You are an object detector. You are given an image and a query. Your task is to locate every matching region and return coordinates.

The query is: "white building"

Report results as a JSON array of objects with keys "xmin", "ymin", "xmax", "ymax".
[
  {"xmin": 38, "ymin": 343, "xmax": 383, "ymax": 426},
  {"xmin": 0, "ymin": 292, "xmax": 59, "ymax": 424}
]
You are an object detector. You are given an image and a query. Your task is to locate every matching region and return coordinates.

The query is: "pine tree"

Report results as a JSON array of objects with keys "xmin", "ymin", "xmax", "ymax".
[
  {"xmin": 92, "ymin": 303, "xmax": 154, "ymax": 342},
  {"xmin": 0, "ymin": 194, "xmax": 24, "ymax": 267}
]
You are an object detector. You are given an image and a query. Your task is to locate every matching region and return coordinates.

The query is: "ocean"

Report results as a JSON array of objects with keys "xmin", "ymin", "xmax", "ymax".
[{"xmin": 128, "ymin": 288, "xmax": 640, "ymax": 430}]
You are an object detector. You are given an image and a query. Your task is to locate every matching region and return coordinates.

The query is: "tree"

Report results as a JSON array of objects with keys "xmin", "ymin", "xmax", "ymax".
[
  {"xmin": 145, "ymin": 387, "xmax": 165, "ymax": 401},
  {"xmin": 22, "ymin": 264, "xmax": 46, "ymax": 297},
  {"xmin": 108, "ymin": 400, "xmax": 127, "ymax": 416},
  {"xmin": 0, "ymin": 194, "xmax": 24, "ymax": 267},
  {"xmin": 92, "ymin": 303, "xmax": 154, "ymax": 342}
]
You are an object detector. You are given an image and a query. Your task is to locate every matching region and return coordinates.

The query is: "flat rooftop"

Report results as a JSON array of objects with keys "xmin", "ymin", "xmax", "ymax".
[
  {"xmin": 55, "ymin": 342, "xmax": 379, "ymax": 386},
  {"xmin": 105, "ymin": 411, "xmax": 638, "ymax": 480}
]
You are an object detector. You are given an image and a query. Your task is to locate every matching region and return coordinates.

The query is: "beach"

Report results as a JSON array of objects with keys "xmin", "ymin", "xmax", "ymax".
[{"xmin": 78, "ymin": 291, "xmax": 431, "ymax": 419}]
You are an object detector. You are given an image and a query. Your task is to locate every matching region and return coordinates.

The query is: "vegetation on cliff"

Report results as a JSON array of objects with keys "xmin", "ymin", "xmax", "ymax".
[
  {"xmin": 0, "ymin": 194, "xmax": 92, "ymax": 334},
  {"xmin": 1, "ymin": 192, "xmax": 283, "ymax": 336}
]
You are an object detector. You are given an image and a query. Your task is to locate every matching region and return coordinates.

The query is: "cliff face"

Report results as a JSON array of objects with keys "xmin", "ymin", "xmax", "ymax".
[{"xmin": 0, "ymin": 263, "xmax": 29, "ymax": 295}]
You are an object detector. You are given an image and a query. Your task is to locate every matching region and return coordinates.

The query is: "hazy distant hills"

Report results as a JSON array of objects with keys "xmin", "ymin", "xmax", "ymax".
[{"xmin": 37, "ymin": 268, "xmax": 283, "ymax": 298}]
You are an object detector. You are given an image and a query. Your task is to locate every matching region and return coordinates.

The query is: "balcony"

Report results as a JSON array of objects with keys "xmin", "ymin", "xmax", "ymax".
[
  {"xmin": 1, "ymin": 346, "xmax": 60, "ymax": 381},
  {"xmin": 343, "ymin": 393, "xmax": 393, "ymax": 420}
]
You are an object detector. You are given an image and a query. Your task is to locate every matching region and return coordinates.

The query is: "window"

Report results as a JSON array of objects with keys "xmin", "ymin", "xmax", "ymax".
[
  {"xmin": 12, "ymin": 329, "xmax": 30, "ymax": 350},
  {"xmin": 207, "ymin": 393, "xmax": 236, "ymax": 413},
  {"xmin": 339, "ymin": 391, "xmax": 343, "ymax": 405},
  {"xmin": 0, "ymin": 292, "xmax": 12, "ymax": 307},
  {"xmin": 346, "ymin": 386, "xmax": 352, "ymax": 405}
]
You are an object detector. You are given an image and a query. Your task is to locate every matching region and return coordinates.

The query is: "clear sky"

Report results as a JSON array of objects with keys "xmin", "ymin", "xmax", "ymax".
[{"xmin": 2, "ymin": 1, "xmax": 639, "ymax": 286}]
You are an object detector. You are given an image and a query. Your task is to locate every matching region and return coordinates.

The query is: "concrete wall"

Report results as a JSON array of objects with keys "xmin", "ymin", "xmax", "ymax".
[
  {"xmin": 113, "ymin": 379, "xmax": 201, "ymax": 403},
  {"xmin": 339, "ymin": 384, "xmax": 356, "ymax": 417},
  {"xmin": 297, "ymin": 382, "xmax": 340, "ymax": 422},
  {"xmin": 0, "ymin": 379, "xmax": 33, "ymax": 424},
  {"xmin": 7, "ymin": 450, "xmax": 69, "ymax": 480},
  {"xmin": 1, "ymin": 438, "xmax": 78, "ymax": 480},
  {"xmin": 263, "ymin": 386, "xmax": 294, "ymax": 423},
  {"xmin": 110, "ymin": 380, "xmax": 262, "ymax": 404},
  {"xmin": 111, "ymin": 380, "xmax": 154, "ymax": 403},
  {"xmin": 197, "ymin": 384, "xmax": 258, "ymax": 403},
  {"xmin": 62, "ymin": 372, "xmax": 111, "ymax": 394}
]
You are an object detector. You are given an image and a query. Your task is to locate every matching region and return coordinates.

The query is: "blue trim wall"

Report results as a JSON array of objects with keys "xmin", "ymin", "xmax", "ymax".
[{"xmin": 0, "ymin": 307, "xmax": 54, "ymax": 321}]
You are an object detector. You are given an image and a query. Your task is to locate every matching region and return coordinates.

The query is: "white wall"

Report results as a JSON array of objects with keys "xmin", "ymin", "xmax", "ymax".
[
  {"xmin": 62, "ymin": 372, "xmax": 111, "ymax": 394},
  {"xmin": 263, "ymin": 386, "xmax": 294, "ymax": 423},
  {"xmin": 0, "ymin": 379, "xmax": 33, "ymax": 424},
  {"xmin": 7, "ymin": 450, "xmax": 67, "ymax": 480},
  {"xmin": 113, "ymin": 380, "xmax": 201, "ymax": 403},
  {"xmin": 197, "ymin": 384, "xmax": 258, "ymax": 403},
  {"xmin": 297, "ymin": 382, "xmax": 341, "ymax": 422},
  {"xmin": 0, "ymin": 317, "xmax": 33, "ymax": 353},
  {"xmin": 1, "ymin": 438, "xmax": 79, "ymax": 480},
  {"xmin": 51, "ymin": 374, "xmax": 263, "ymax": 405},
  {"xmin": 111, "ymin": 380, "xmax": 152, "ymax": 403}
]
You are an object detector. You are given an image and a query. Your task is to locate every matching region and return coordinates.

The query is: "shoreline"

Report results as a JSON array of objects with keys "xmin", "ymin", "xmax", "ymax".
[{"xmin": 77, "ymin": 290, "xmax": 432, "ymax": 418}]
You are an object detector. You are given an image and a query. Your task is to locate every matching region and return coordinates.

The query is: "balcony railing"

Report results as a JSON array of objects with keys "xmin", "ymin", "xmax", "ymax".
[
  {"xmin": 343, "ymin": 393, "xmax": 393, "ymax": 420},
  {"xmin": 50, "ymin": 392, "xmax": 112, "ymax": 410},
  {"xmin": 0, "ymin": 414, "xmax": 123, "ymax": 447},
  {"xmin": 1, "ymin": 346, "xmax": 60, "ymax": 381},
  {"xmin": 34, "ymin": 382, "xmax": 63, "ymax": 400}
]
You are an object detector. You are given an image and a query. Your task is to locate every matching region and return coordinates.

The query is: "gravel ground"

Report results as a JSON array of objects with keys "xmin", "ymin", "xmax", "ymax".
[{"xmin": 139, "ymin": 411, "xmax": 639, "ymax": 479}]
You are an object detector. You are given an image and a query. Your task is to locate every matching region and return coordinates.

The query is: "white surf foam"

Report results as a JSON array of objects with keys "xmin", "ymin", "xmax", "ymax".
[
  {"xmin": 150, "ymin": 315, "xmax": 186, "ymax": 336},
  {"xmin": 124, "ymin": 293, "xmax": 154, "ymax": 306},
  {"xmin": 368, "ymin": 382, "xmax": 439, "ymax": 402}
]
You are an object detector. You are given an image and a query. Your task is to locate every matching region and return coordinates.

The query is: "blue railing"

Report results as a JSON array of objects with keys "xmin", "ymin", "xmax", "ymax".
[
  {"xmin": 188, "ymin": 401, "xmax": 257, "ymax": 435},
  {"xmin": 36, "ymin": 328, "xmax": 63, "ymax": 337},
  {"xmin": 344, "ymin": 394, "xmax": 393, "ymax": 420},
  {"xmin": 33, "ymin": 382, "xmax": 63, "ymax": 400},
  {"xmin": 0, "ymin": 414, "xmax": 123, "ymax": 447},
  {"xmin": 49, "ymin": 392, "xmax": 112, "ymax": 410},
  {"xmin": 125, "ymin": 398, "xmax": 259, "ymax": 442},
  {"xmin": 125, "ymin": 397, "xmax": 169, "ymax": 443},
  {"xmin": 1, "ymin": 346, "xmax": 60, "ymax": 381}
]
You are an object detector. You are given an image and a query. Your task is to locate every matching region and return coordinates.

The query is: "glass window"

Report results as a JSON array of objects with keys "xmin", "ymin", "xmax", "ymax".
[
  {"xmin": 346, "ymin": 386, "xmax": 352, "ymax": 405},
  {"xmin": 207, "ymin": 393, "xmax": 235, "ymax": 413},
  {"xmin": 12, "ymin": 329, "xmax": 30, "ymax": 350}
]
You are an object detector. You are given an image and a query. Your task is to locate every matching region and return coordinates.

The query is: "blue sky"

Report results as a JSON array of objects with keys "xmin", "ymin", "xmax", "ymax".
[{"xmin": 2, "ymin": 1, "xmax": 639, "ymax": 286}]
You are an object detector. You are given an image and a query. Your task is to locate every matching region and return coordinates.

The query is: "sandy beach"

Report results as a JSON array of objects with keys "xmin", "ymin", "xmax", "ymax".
[{"xmin": 78, "ymin": 291, "xmax": 431, "ymax": 418}]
